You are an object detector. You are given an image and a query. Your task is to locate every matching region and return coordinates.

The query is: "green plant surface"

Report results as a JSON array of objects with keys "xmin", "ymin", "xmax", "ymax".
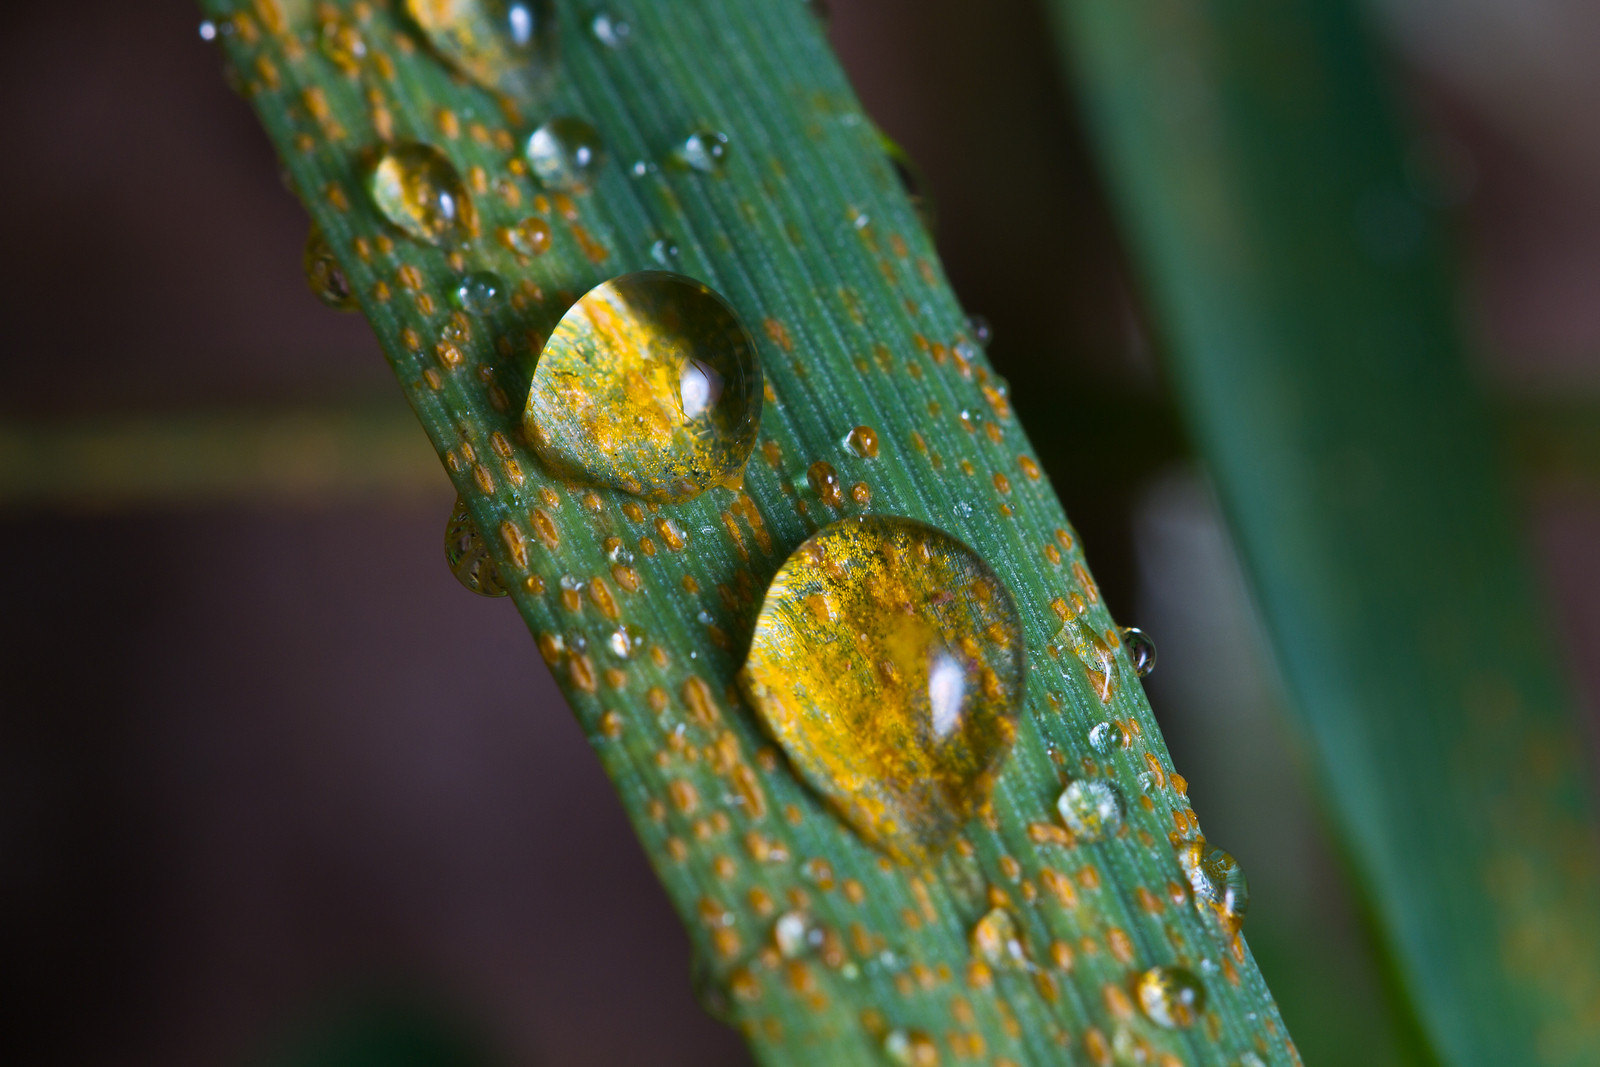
[
  {"xmin": 200, "ymin": 0, "xmax": 1299, "ymax": 1062},
  {"xmin": 1042, "ymin": 0, "xmax": 1600, "ymax": 1063}
]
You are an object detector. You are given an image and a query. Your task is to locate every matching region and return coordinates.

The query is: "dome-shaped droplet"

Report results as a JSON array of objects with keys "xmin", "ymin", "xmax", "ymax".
[
  {"xmin": 883, "ymin": 1029, "xmax": 938, "ymax": 1067},
  {"xmin": 444, "ymin": 494, "xmax": 506, "ymax": 596},
  {"xmin": 453, "ymin": 269, "xmax": 504, "ymax": 313},
  {"xmin": 526, "ymin": 116, "xmax": 605, "ymax": 191},
  {"xmin": 404, "ymin": 0, "xmax": 556, "ymax": 102},
  {"xmin": 367, "ymin": 142, "xmax": 476, "ymax": 246},
  {"xmin": 523, "ymin": 271, "xmax": 763, "ymax": 502},
  {"xmin": 650, "ymin": 237, "xmax": 680, "ymax": 266},
  {"xmin": 739, "ymin": 516, "xmax": 1026, "ymax": 862},
  {"xmin": 881, "ymin": 132, "xmax": 935, "ymax": 232},
  {"xmin": 1088, "ymin": 720, "xmax": 1126, "ymax": 755},
  {"xmin": 1122, "ymin": 626, "xmax": 1157, "ymax": 677},
  {"xmin": 1135, "ymin": 966, "xmax": 1206, "ymax": 1029},
  {"xmin": 966, "ymin": 314, "xmax": 992, "ymax": 347},
  {"xmin": 674, "ymin": 129, "xmax": 730, "ymax": 172},
  {"xmin": 607, "ymin": 624, "xmax": 644, "ymax": 660},
  {"xmin": 1179, "ymin": 839, "xmax": 1249, "ymax": 933},
  {"xmin": 1052, "ymin": 613, "xmax": 1119, "ymax": 702},
  {"xmin": 303, "ymin": 225, "xmax": 357, "ymax": 310},
  {"xmin": 970, "ymin": 906, "xmax": 1028, "ymax": 969},
  {"xmin": 773, "ymin": 911, "xmax": 809, "ymax": 958},
  {"xmin": 589, "ymin": 10, "xmax": 631, "ymax": 47},
  {"xmin": 1057, "ymin": 778, "xmax": 1123, "ymax": 842}
]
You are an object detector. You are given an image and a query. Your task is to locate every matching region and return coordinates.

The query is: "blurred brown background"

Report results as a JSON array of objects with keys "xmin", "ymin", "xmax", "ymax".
[{"xmin": 1, "ymin": 1, "xmax": 1596, "ymax": 1064}]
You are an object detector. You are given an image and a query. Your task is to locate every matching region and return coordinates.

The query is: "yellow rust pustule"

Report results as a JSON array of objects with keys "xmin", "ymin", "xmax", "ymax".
[
  {"xmin": 739, "ymin": 516, "xmax": 1026, "ymax": 863},
  {"xmin": 523, "ymin": 271, "xmax": 764, "ymax": 502}
]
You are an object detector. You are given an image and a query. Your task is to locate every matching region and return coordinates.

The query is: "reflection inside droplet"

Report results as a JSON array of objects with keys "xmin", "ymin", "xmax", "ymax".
[
  {"xmin": 928, "ymin": 651, "xmax": 965, "ymax": 739},
  {"xmin": 679, "ymin": 357, "xmax": 724, "ymax": 420}
]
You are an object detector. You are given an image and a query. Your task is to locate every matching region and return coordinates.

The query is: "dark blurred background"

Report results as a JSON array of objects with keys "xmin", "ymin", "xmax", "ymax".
[{"xmin": 1, "ymin": 1, "xmax": 1595, "ymax": 1064}]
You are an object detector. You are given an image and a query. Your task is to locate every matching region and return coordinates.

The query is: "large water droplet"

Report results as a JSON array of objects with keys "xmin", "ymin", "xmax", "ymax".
[
  {"xmin": 739, "ymin": 516, "xmax": 1026, "ymax": 862},
  {"xmin": 1088, "ymin": 720, "xmax": 1126, "ymax": 755},
  {"xmin": 1057, "ymin": 779, "xmax": 1123, "ymax": 842},
  {"xmin": 525, "ymin": 116, "xmax": 605, "ymax": 191},
  {"xmin": 970, "ymin": 906, "xmax": 1028, "ymax": 969},
  {"xmin": 1135, "ymin": 965, "xmax": 1206, "ymax": 1029},
  {"xmin": 1179, "ymin": 839, "xmax": 1249, "ymax": 933},
  {"xmin": 303, "ymin": 225, "xmax": 356, "ymax": 310},
  {"xmin": 445, "ymin": 494, "xmax": 506, "ymax": 596},
  {"xmin": 523, "ymin": 271, "xmax": 763, "ymax": 501},
  {"xmin": 367, "ymin": 142, "xmax": 476, "ymax": 246},
  {"xmin": 404, "ymin": 0, "xmax": 556, "ymax": 102},
  {"xmin": 674, "ymin": 129, "xmax": 730, "ymax": 172},
  {"xmin": 883, "ymin": 1029, "xmax": 938, "ymax": 1066},
  {"xmin": 1122, "ymin": 626, "xmax": 1156, "ymax": 676}
]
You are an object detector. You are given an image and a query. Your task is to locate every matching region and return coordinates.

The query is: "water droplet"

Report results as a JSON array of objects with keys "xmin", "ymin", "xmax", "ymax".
[
  {"xmin": 966, "ymin": 314, "xmax": 992, "ymax": 347},
  {"xmin": 1236, "ymin": 1054, "xmax": 1267, "ymax": 1067},
  {"xmin": 773, "ymin": 911, "xmax": 809, "ymax": 958},
  {"xmin": 607, "ymin": 624, "xmax": 644, "ymax": 659},
  {"xmin": 970, "ymin": 906, "xmax": 1028, "ymax": 969},
  {"xmin": 404, "ymin": 0, "xmax": 556, "ymax": 103},
  {"xmin": 1134, "ymin": 965, "xmax": 1206, "ymax": 1029},
  {"xmin": 318, "ymin": 18, "xmax": 368, "ymax": 75},
  {"xmin": 650, "ymin": 237, "xmax": 680, "ymax": 266},
  {"xmin": 674, "ymin": 129, "xmax": 730, "ymax": 172},
  {"xmin": 845, "ymin": 425, "xmax": 879, "ymax": 459},
  {"xmin": 367, "ymin": 142, "xmax": 476, "ymax": 247},
  {"xmin": 1087, "ymin": 720, "xmax": 1125, "ymax": 755},
  {"xmin": 444, "ymin": 494, "xmax": 506, "ymax": 597},
  {"xmin": 198, "ymin": 19, "xmax": 220, "ymax": 41},
  {"xmin": 453, "ymin": 270, "xmax": 505, "ymax": 312},
  {"xmin": 739, "ymin": 515, "xmax": 1026, "ymax": 862},
  {"xmin": 504, "ymin": 215, "xmax": 552, "ymax": 257},
  {"xmin": 883, "ymin": 1029, "xmax": 938, "ymax": 1066},
  {"xmin": 525, "ymin": 116, "xmax": 605, "ymax": 191},
  {"xmin": 1122, "ymin": 626, "xmax": 1156, "ymax": 676},
  {"xmin": 1051, "ymin": 613, "xmax": 1119, "ymax": 702},
  {"xmin": 881, "ymin": 132, "xmax": 935, "ymax": 232},
  {"xmin": 523, "ymin": 271, "xmax": 763, "ymax": 501},
  {"xmin": 1136, "ymin": 771, "xmax": 1156, "ymax": 793},
  {"xmin": 1178, "ymin": 840, "xmax": 1249, "ymax": 933},
  {"xmin": 302, "ymin": 226, "xmax": 356, "ymax": 310},
  {"xmin": 589, "ymin": 10, "xmax": 631, "ymax": 47},
  {"xmin": 1057, "ymin": 779, "xmax": 1123, "ymax": 842}
]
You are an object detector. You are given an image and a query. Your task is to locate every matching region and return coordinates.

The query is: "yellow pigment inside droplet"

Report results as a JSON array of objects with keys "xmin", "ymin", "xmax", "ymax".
[
  {"xmin": 367, "ymin": 141, "xmax": 476, "ymax": 247},
  {"xmin": 444, "ymin": 493, "xmax": 506, "ymax": 597},
  {"xmin": 739, "ymin": 515, "xmax": 1025, "ymax": 862},
  {"xmin": 404, "ymin": 0, "xmax": 557, "ymax": 104},
  {"xmin": 523, "ymin": 271, "xmax": 763, "ymax": 502}
]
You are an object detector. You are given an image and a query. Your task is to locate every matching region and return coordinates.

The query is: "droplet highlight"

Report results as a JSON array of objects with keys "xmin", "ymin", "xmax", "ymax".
[
  {"xmin": 1122, "ymin": 626, "xmax": 1156, "ymax": 676},
  {"xmin": 404, "ymin": 0, "xmax": 556, "ymax": 102},
  {"xmin": 1087, "ymin": 720, "xmax": 1125, "ymax": 755},
  {"xmin": 1135, "ymin": 966, "xmax": 1206, "ymax": 1029},
  {"xmin": 1179, "ymin": 839, "xmax": 1249, "ymax": 933},
  {"xmin": 883, "ymin": 1029, "xmax": 938, "ymax": 1066},
  {"xmin": 1057, "ymin": 779, "xmax": 1123, "ymax": 842},
  {"xmin": 674, "ymin": 128, "xmax": 730, "ymax": 172},
  {"xmin": 444, "ymin": 494, "xmax": 506, "ymax": 597},
  {"xmin": 739, "ymin": 515, "xmax": 1026, "ymax": 862},
  {"xmin": 453, "ymin": 269, "xmax": 505, "ymax": 312},
  {"xmin": 525, "ymin": 116, "xmax": 605, "ymax": 191},
  {"xmin": 367, "ymin": 142, "xmax": 476, "ymax": 246},
  {"xmin": 523, "ymin": 271, "xmax": 763, "ymax": 502},
  {"xmin": 302, "ymin": 225, "xmax": 356, "ymax": 310},
  {"xmin": 970, "ymin": 906, "xmax": 1028, "ymax": 969},
  {"xmin": 589, "ymin": 10, "xmax": 631, "ymax": 47}
]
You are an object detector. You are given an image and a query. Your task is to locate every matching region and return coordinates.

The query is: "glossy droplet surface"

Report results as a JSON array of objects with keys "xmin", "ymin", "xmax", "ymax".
[
  {"xmin": 967, "ymin": 313, "xmax": 992, "ymax": 347},
  {"xmin": 523, "ymin": 271, "xmax": 762, "ymax": 502},
  {"xmin": 1122, "ymin": 626, "xmax": 1157, "ymax": 676},
  {"xmin": 367, "ymin": 142, "xmax": 475, "ymax": 246},
  {"xmin": 404, "ymin": 0, "xmax": 556, "ymax": 101},
  {"xmin": 970, "ymin": 906, "xmax": 1028, "ymax": 969},
  {"xmin": 773, "ymin": 911, "xmax": 808, "ymax": 958},
  {"xmin": 1135, "ymin": 966, "xmax": 1206, "ymax": 1029},
  {"xmin": 739, "ymin": 516, "xmax": 1026, "ymax": 862},
  {"xmin": 1179, "ymin": 840, "xmax": 1249, "ymax": 932},
  {"xmin": 674, "ymin": 128, "xmax": 730, "ymax": 172},
  {"xmin": 303, "ymin": 226, "xmax": 356, "ymax": 310},
  {"xmin": 1052, "ymin": 613, "xmax": 1119, "ymax": 702},
  {"xmin": 526, "ymin": 116, "xmax": 605, "ymax": 191},
  {"xmin": 589, "ymin": 10, "xmax": 631, "ymax": 47},
  {"xmin": 883, "ymin": 1029, "xmax": 938, "ymax": 1067},
  {"xmin": 453, "ymin": 270, "xmax": 504, "ymax": 312},
  {"xmin": 1057, "ymin": 778, "xmax": 1123, "ymax": 841},
  {"xmin": 444, "ymin": 494, "xmax": 506, "ymax": 596},
  {"xmin": 1088, "ymin": 720, "xmax": 1125, "ymax": 755}
]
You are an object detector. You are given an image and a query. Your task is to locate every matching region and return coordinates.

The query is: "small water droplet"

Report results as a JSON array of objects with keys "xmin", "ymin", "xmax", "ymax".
[
  {"xmin": 589, "ymin": 10, "xmax": 631, "ymax": 47},
  {"xmin": 1236, "ymin": 1054, "xmax": 1267, "ymax": 1067},
  {"xmin": 739, "ymin": 516, "xmax": 1026, "ymax": 862},
  {"xmin": 650, "ymin": 237, "xmax": 680, "ymax": 265},
  {"xmin": 630, "ymin": 159, "xmax": 656, "ymax": 178},
  {"xmin": 674, "ymin": 129, "xmax": 730, "ymax": 172},
  {"xmin": 198, "ymin": 19, "xmax": 220, "ymax": 41},
  {"xmin": 1135, "ymin": 965, "xmax": 1206, "ymax": 1029},
  {"xmin": 318, "ymin": 18, "xmax": 368, "ymax": 74},
  {"xmin": 970, "ymin": 906, "xmax": 1028, "ymax": 969},
  {"xmin": 845, "ymin": 425, "xmax": 879, "ymax": 459},
  {"xmin": 773, "ymin": 911, "xmax": 808, "ymax": 958},
  {"xmin": 525, "ymin": 116, "xmax": 605, "ymax": 191},
  {"xmin": 883, "ymin": 1029, "xmax": 937, "ymax": 1066},
  {"xmin": 523, "ymin": 271, "xmax": 763, "ymax": 501},
  {"xmin": 607, "ymin": 623, "xmax": 644, "ymax": 659},
  {"xmin": 1088, "ymin": 720, "xmax": 1125, "ymax": 755},
  {"xmin": 453, "ymin": 270, "xmax": 505, "ymax": 312},
  {"xmin": 302, "ymin": 225, "xmax": 357, "ymax": 310},
  {"xmin": 1179, "ymin": 839, "xmax": 1249, "ymax": 933},
  {"xmin": 1057, "ymin": 779, "xmax": 1123, "ymax": 842},
  {"xmin": 367, "ymin": 142, "xmax": 476, "ymax": 247},
  {"xmin": 444, "ymin": 494, "xmax": 506, "ymax": 597},
  {"xmin": 1050, "ymin": 614, "xmax": 1119, "ymax": 702},
  {"xmin": 404, "ymin": 0, "xmax": 557, "ymax": 103},
  {"xmin": 1122, "ymin": 626, "xmax": 1156, "ymax": 676},
  {"xmin": 504, "ymin": 215, "xmax": 552, "ymax": 257},
  {"xmin": 880, "ymin": 132, "xmax": 935, "ymax": 232},
  {"xmin": 966, "ymin": 314, "xmax": 992, "ymax": 347}
]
